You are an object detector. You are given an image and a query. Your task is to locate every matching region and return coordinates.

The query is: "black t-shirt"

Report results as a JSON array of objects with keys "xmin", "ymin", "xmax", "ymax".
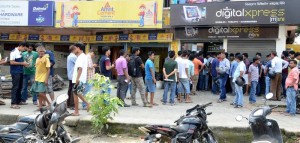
[{"xmin": 133, "ymin": 55, "xmax": 143, "ymax": 77}]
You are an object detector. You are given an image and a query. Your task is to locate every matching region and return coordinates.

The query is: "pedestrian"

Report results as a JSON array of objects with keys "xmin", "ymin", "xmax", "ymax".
[
  {"xmin": 217, "ymin": 52, "xmax": 230, "ymax": 103},
  {"xmin": 285, "ymin": 60, "xmax": 299, "ymax": 116},
  {"xmin": 115, "ymin": 49, "xmax": 130, "ymax": 107},
  {"xmin": 71, "ymin": 42, "xmax": 90, "ymax": 116},
  {"xmin": 211, "ymin": 52, "xmax": 220, "ymax": 95},
  {"xmin": 270, "ymin": 51, "xmax": 289, "ymax": 101},
  {"xmin": 31, "ymin": 45, "xmax": 51, "ymax": 113},
  {"xmin": 0, "ymin": 54, "xmax": 7, "ymax": 106},
  {"xmin": 43, "ymin": 44, "xmax": 56, "ymax": 101},
  {"xmin": 83, "ymin": 49, "xmax": 97, "ymax": 109},
  {"xmin": 289, "ymin": 50, "xmax": 299, "ymax": 63},
  {"xmin": 295, "ymin": 52, "xmax": 300, "ymax": 69},
  {"xmin": 145, "ymin": 51, "xmax": 157, "ymax": 107},
  {"xmin": 162, "ymin": 51, "xmax": 177, "ymax": 106},
  {"xmin": 248, "ymin": 57, "xmax": 260, "ymax": 104},
  {"xmin": 242, "ymin": 53, "xmax": 250, "ymax": 96},
  {"xmin": 129, "ymin": 47, "xmax": 149, "ymax": 107},
  {"xmin": 125, "ymin": 54, "xmax": 132, "ymax": 99},
  {"xmin": 205, "ymin": 54, "xmax": 213, "ymax": 91},
  {"xmin": 21, "ymin": 43, "xmax": 38, "ymax": 105},
  {"xmin": 177, "ymin": 50, "xmax": 192, "ymax": 103},
  {"xmin": 231, "ymin": 54, "xmax": 246, "ymax": 108},
  {"xmin": 99, "ymin": 46, "xmax": 114, "ymax": 79},
  {"xmin": 264, "ymin": 54, "xmax": 272, "ymax": 96},
  {"xmin": 229, "ymin": 53, "xmax": 239, "ymax": 96},
  {"xmin": 188, "ymin": 52, "xmax": 195, "ymax": 91},
  {"xmin": 67, "ymin": 45, "xmax": 77, "ymax": 109},
  {"xmin": 192, "ymin": 52, "xmax": 204, "ymax": 94},
  {"xmin": 10, "ymin": 42, "xmax": 29, "ymax": 109},
  {"xmin": 255, "ymin": 53, "xmax": 263, "ymax": 96},
  {"xmin": 281, "ymin": 51, "xmax": 289, "ymax": 98}
]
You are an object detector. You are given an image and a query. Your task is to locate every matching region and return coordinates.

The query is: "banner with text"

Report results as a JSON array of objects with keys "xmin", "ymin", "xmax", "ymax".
[
  {"xmin": 55, "ymin": 0, "xmax": 163, "ymax": 28},
  {"xmin": 171, "ymin": 0, "xmax": 300, "ymax": 26}
]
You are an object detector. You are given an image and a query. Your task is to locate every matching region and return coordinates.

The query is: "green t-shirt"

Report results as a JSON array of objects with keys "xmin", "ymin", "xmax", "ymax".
[
  {"xmin": 163, "ymin": 59, "xmax": 178, "ymax": 81},
  {"xmin": 22, "ymin": 51, "xmax": 39, "ymax": 75}
]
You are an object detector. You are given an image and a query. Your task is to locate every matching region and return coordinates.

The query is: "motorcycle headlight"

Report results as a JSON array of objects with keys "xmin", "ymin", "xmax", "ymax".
[{"xmin": 253, "ymin": 109, "xmax": 264, "ymax": 117}]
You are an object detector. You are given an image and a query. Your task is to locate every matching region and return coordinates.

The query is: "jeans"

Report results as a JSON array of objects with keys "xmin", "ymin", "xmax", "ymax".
[
  {"xmin": 286, "ymin": 87, "xmax": 296, "ymax": 115},
  {"xmin": 67, "ymin": 80, "xmax": 75, "ymax": 107},
  {"xmin": 265, "ymin": 76, "xmax": 271, "ymax": 96},
  {"xmin": 21, "ymin": 74, "xmax": 37, "ymax": 102},
  {"xmin": 204, "ymin": 74, "xmax": 209, "ymax": 90},
  {"xmin": 256, "ymin": 77, "xmax": 263, "ymax": 96},
  {"xmin": 163, "ymin": 81, "xmax": 176, "ymax": 104},
  {"xmin": 249, "ymin": 81, "xmax": 258, "ymax": 103},
  {"xmin": 281, "ymin": 73, "xmax": 288, "ymax": 97},
  {"xmin": 230, "ymin": 77, "xmax": 236, "ymax": 95},
  {"xmin": 82, "ymin": 82, "xmax": 92, "ymax": 108},
  {"xmin": 126, "ymin": 82, "xmax": 132, "ymax": 98},
  {"xmin": 234, "ymin": 83, "xmax": 244, "ymax": 106},
  {"xmin": 117, "ymin": 75, "xmax": 128, "ymax": 103},
  {"xmin": 11, "ymin": 73, "xmax": 23, "ymax": 105},
  {"xmin": 131, "ymin": 77, "xmax": 147, "ymax": 105},
  {"xmin": 219, "ymin": 74, "xmax": 228, "ymax": 100},
  {"xmin": 212, "ymin": 76, "xmax": 219, "ymax": 94},
  {"xmin": 197, "ymin": 74, "xmax": 204, "ymax": 90}
]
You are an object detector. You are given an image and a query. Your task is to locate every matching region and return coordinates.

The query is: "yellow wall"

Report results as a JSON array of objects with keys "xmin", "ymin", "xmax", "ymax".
[{"xmin": 286, "ymin": 44, "xmax": 300, "ymax": 52}]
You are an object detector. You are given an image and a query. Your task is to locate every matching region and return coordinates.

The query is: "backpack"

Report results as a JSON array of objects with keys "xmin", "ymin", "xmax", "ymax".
[{"xmin": 128, "ymin": 56, "xmax": 137, "ymax": 77}]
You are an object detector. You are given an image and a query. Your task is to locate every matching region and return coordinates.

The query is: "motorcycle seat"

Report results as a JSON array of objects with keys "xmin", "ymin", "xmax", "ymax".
[
  {"xmin": 170, "ymin": 125, "xmax": 188, "ymax": 133},
  {"xmin": 0, "ymin": 122, "xmax": 28, "ymax": 132}
]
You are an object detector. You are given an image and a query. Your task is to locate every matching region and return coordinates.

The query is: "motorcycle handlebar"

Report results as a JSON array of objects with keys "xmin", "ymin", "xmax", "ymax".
[
  {"xmin": 271, "ymin": 105, "xmax": 278, "ymax": 110},
  {"xmin": 186, "ymin": 102, "xmax": 212, "ymax": 115}
]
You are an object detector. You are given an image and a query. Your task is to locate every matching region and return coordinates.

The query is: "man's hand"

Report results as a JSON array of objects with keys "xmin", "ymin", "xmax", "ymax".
[
  {"xmin": 45, "ymin": 80, "xmax": 48, "ymax": 86},
  {"xmin": 76, "ymin": 79, "xmax": 79, "ymax": 85},
  {"xmin": 23, "ymin": 62, "xmax": 29, "ymax": 67},
  {"xmin": 93, "ymin": 64, "xmax": 98, "ymax": 68},
  {"xmin": 111, "ymin": 64, "xmax": 115, "ymax": 68},
  {"xmin": 165, "ymin": 75, "xmax": 169, "ymax": 79},
  {"xmin": 153, "ymin": 78, "xmax": 156, "ymax": 84}
]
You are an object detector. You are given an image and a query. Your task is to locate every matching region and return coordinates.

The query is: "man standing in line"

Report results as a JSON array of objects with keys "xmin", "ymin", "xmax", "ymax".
[
  {"xmin": 281, "ymin": 51, "xmax": 289, "ymax": 98},
  {"xmin": 270, "ymin": 51, "xmax": 289, "ymax": 101},
  {"xmin": 162, "ymin": 51, "xmax": 177, "ymax": 106},
  {"xmin": 229, "ymin": 53, "xmax": 239, "ymax": 96},
  {"xmin": 10, "ymin": 42, "xmax": 29, "ymax": 109},
  {"xmin": 67, "ymin": 45, "xmax": 77, "ymax": 109},
  {"xmin": 21, "ymin": 43, "xmax": 38, "ymax": 105},
  {"xmin": 177, "ymin": 50, "xmax": 191, "ymax": 103},
  {"xmin": 289, "ymin": 51, "xmax": 299, "ymax": 63},
  {"xmin": 192, "ymin": 52, "xmax": 203, "ymax": 95},
  {"xmin": 99, "ymin": 46, "xmax": 114, "ymax": 78},
  {"xmin": 115, "ymin": 49, "xmax": 130, "ymax": 107},
  {"xmin": 242, "ymin": 53, "xmax": 250, "ymax": 96},
  {"xmin": 145, "ymin": 51, "xmax": 157, "ymax": 107},
  {"xmin": 83, "ymin": 49, "xmax": 97, "ymax": 109},
  {"xmin": 231, "ymin": 54, "xmax": 246, "ymax": 108},
  {"xmin": 0, "ymin": 54, "xmax": 7, "ymax": 106},
  {"xmin": 217, "ymin": 52, "xmax": 230, "ymax": 103},
  {"xmin": 71, "ymin": 42, "xmax": 90, "ymax": 116},
  {"xmin": 129, "ymin": 47, "xmax": 149, "ymax": 107},
  {"xmin": 285, "ymin": 60, "xmax": 299, "ymax": 116},
  {"xmin": 248, "ymin": 57, "xmax": 260, "ymax": 104},
  {"xmin": 211, "ymin": 53, "xmax": 220, "ymax": 95},
  {"xmin": 31, "ymin": 45, "xmax": 51, "ymax": 113},
  {"xmin": 264, "ymin": 54, "xmax": 272, "ymax": 96}
]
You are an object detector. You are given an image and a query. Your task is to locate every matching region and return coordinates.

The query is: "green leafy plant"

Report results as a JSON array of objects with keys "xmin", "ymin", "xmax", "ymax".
[{"xmin": 86, "ymin": 73, "xmax": 123, "ymax": 133}]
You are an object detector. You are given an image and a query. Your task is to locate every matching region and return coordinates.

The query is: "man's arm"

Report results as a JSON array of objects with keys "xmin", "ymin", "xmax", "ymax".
[
  {"xmin": 185, "ymin": 67, "xmax": 189, "ymax": 79},
  {"xmin": 105, "ymin": 59, "xmax": 114, "ymax": 70},
  {"xmin": 10, "ymin": 60, "xmax": 27, "ymax": 66},
  {"xmin": 76, "ymin": 67, "xmax": 82, "ymax": 85},
  {"xmin": 150, "ymin": 68, "xmax": 156, "ymax": 83},
  {"xmin": 163, "ymin": 68, "xmax": 167, "ymax": 79},
  {"xmin": 45, "ymin": 67, "xmax": 50, "ymax": 85},
  {"xmin": 282, "ymin": 60, "xmax": 289, "ymax": 69},
  {"xmin": 199, "ymin": 60, "xmax": 204, "ymax": 71}
]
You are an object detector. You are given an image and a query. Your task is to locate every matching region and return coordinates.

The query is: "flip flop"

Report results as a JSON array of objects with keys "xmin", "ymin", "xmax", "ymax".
[
  {"xmin": 18, "ymin": 102, "xmax": 28, "ymax": 105},
  {"xmin": 153, "ymin": 103, "xmax": 159, "ymax": 106},
  {"xmin": 71, "ymin": 113, "xmax": 80, "ymax": 116},
  {"xmin": 0, "ymin": 100, "xmax": 5, "ymax": 105},
  {"xmin": 10, "ymin": 105, "xmax": 20, "ymax": 109}
]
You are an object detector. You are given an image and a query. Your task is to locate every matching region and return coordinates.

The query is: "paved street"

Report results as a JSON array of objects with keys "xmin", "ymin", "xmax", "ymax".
[{"xmin": 0, "ymin": 81, "xmax": 299, "ymax": 134}]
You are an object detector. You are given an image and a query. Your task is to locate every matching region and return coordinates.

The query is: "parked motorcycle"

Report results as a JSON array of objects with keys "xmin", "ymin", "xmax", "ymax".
[
  {"xmin": 236, "ymin": 93, "xmax": 283, "ymax": 143},
  {"xmin": 139, "ymin": 102, "xmax": 217, "ymax": 143},
  {"xmin": 34, "ymin": 94, "xmax": 80, "ymax": 143}
]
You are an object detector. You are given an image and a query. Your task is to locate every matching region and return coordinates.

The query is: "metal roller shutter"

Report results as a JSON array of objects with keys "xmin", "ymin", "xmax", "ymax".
[{"xmin": 227, "ymin": 41, "xmax": 276, "ymax": 60}]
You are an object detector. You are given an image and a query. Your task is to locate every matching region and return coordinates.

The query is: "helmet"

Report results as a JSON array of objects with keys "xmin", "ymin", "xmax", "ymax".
[
  {"xmin": 35, "ymin": 113, "xmax": 51, "ymax": 136},
  {"xmin": 235, "ymin": 77, "xmax": 245, "ymax": 86},
  {"xmin": 268, "ymin": 71, "xmax": 276, "ymax": 79}
]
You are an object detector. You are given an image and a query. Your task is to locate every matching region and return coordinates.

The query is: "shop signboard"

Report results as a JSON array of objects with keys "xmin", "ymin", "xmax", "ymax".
[
  {"xmin": 55, "ymin": 0, "xmax": 163, "ymax": 28},
  {"xmin": 1, "ymin": 34, "xmax": 9, "ymax": 40},
  {"xmin": 28, "ymin": 34, "xmax": 40, "ymax": 41},
  {"xmin": 175, "ymin": 26, "xmax": 278, "ymax": 39},
  {"xmin": 0, "ymin": 1, "xmax": 54, "ymax": 26},
  {"xmin": 171, "ymin": 0, "xmax": 300, "ymax": 26}
]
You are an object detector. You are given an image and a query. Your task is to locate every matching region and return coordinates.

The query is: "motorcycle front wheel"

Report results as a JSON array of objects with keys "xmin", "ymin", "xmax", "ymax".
[{"xmin": 201, "ymin": 133, "xmax": 217, "ymax": 143}]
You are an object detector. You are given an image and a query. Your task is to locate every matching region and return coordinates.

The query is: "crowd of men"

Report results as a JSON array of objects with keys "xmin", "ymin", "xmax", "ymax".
[{"xmin": 0, "ymin": 41, "xmax": 298, "ymax": 117}]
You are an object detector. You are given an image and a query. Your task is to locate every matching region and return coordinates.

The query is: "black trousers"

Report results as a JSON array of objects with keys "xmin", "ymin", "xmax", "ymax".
[
  {"xmin": 67, "ymin": 80, "xmax": 75, "ymax": 107},
  {"xmin": 11, "ymin": 73, "xmax": 23, "ymax": 105},
  {"xmin": 117, "ymin": 75, "xmax": 128, "ymax": 102}
]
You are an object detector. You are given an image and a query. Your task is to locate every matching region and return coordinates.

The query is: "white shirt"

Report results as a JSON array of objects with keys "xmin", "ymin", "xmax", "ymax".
[
  {"xmin": 233, "ymin": 61, "xmax": 246, "ymax": 82},
  {"xmin": 72, "ymin": 53, "xmax": 88, "ymax": 84},
  {"xmin": 10, "ymin": 48, "xmax": 22, "ymax": 61},
  {"xmin": 219, "ymin": 58, "xmax": 230, "ymax": 74},
  {"xmin": 177, "ymin": 58, "xmax": 189, "ymax": 79},
  {"xmin": 271, "ymin": 56, "xmax": 289, "ymax": 73}
]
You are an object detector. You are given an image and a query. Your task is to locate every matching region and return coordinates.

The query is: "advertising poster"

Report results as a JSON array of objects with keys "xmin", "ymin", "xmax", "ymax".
[
  {"xmin": 0, "ymin": 1, "xmax": 29, "ymax": 26},
  {"xmin": 28, "ymin": 1, "xmax": 54, "ymax": 26},
  {"xmin": 55, "ymin": 0, "xmax": 163, "ymax": 28},
  {"xmin": 171, "ymin": 0, "xmax": 300, "ymax": 26}
]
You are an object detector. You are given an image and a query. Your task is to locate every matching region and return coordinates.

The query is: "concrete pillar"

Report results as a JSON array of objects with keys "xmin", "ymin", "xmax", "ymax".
[
  {"xmin": 223, "ymin": 38, "xmax": 228, "ymax": 52},
  {"xmin": 276, "ymin": 25, "xmax": 286, "ymax": 55}
]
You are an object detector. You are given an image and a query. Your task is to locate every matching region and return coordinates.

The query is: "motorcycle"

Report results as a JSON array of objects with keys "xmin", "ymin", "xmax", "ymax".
[
  {"xmin": 139, "ymin": 102, "xmax": 217, "ymax": 143},
  {"xmin": 236, "ymin": 93, "xmax": 283, "ymax": 143},
  {"xmin": 0, "ymin": 114, "xmax": 37, "ymax": 142},
  {"xmin": 34, "ymin": 94, "xmax": 80, "ymax": 143}
]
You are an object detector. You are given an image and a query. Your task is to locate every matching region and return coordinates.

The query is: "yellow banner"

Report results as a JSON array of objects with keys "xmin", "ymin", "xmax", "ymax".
[
  {"xmin": 40, "ymin": 35, "xmax": 60, "ymax": 42},
  {"xmin": 70, "ymin": 35, "xmax": 86, "ymax": 42},
  {"xmin": 55, "ymin": 0, "xmax": 163, "ymax": 28},
  {"xmin": 157, "ymin": 33, "xmax": 173, "ymax": 41},
  {"xmin": 129, "ymin": 34, "xmax": 149, "ymax": 42},
  {"xmin": 162, "ymin": 8, "xmax": 170, "ymax": 28}
]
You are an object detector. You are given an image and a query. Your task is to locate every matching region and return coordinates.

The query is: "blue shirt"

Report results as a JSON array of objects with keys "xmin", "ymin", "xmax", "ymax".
[
  {"xmin": 229, "ymin": 60, "xmax": 238, "ymax": 77},
  {"xmin": 45, "ymin": 50, "xmax": 55, "ymax": 76},
  {"xmin": 67, "ymin": 53, "xmax": 77, "ymax": 80},
  {"xmin": 265, "ymin": 60, "xmax": 272, "ymax": 76},
  {"xmin": 10, "ymin": 48, "xmax": 24, "ymax": 74},
  {"xmin": 145, "ymin": 59, "xmax": 155, "ymax": 80},
  {"xmin": 211, "ymin": 58, "xmax": 219, "ymax": 77}
]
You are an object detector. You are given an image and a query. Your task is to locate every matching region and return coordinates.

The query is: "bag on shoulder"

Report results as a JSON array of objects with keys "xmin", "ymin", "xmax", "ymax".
[{"xmin": 128, "ymin": 56, "xmax": 137, "ymax": 77}]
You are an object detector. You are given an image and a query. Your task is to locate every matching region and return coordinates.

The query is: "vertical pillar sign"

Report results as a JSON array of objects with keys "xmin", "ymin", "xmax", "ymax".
[{"xmin": 171, "ymin": 40, "xmax": 180, "ymax": 55}]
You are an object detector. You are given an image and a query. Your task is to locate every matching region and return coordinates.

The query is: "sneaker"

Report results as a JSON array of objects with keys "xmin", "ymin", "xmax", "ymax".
[
  {"xmin": 33, "ymin": 101, "xmax": 38, "ymax": 105},
  {"xmin": 230, "ymin": 102, "xmax": 235, "ymax": 106},
  {"xmin": 143, "ymin": 103, "xmax": 151, "ymax": 107},
  {"xmin": 162, "ymin": 102, "xmax": 166, "ymax": 105},
  {"xmin": 124, "ymin": 104, "xmax": 130, "ymax": 107},
  {"xmin": 234, "ymin": 105, "xmax": 243, "ymax": 108}
]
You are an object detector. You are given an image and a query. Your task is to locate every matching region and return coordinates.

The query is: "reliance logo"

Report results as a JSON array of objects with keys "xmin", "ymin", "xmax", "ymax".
[{"xmin": 33, "ymin": 3, "xmax": 49, "ymax": 12}]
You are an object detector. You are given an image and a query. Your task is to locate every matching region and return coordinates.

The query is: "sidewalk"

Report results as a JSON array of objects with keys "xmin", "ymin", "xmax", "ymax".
[{"xmin": 0, "ymin": 84, "xmax": 299, "ymax": 133}]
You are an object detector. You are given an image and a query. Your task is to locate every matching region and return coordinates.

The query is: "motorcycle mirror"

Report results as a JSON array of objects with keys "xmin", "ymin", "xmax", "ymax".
[
  {"xmin": 265, "ymin": 93, "xmax": 273, "ymax": 100},
  {"xmin": 235, "ymin": 115, "xmax": 243, "ymax": 122},
  {"xmin": 56, "ymin": 94, "xmax": 69, "ymax": 104}
]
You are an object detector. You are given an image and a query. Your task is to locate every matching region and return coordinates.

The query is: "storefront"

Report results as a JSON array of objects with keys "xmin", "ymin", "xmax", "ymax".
[{"xmin": 170, "ymin": 0, "xmax": 300, "ymax": 57}]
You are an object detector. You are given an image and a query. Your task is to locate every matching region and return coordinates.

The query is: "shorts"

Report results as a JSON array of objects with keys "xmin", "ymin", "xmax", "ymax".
[
  {"xmin": 47, "ymin": 76, "xmax": 53, "ymax": 93},
  {"xmin": 145, "ymin": 79, "xmax": 156, "ymax": 93},
  {"xmin": 73, "ymin": 82, "xmax": 85, "ymax": 95},
  {"xmin": 31, "ymin": 82, "xmax": 47, "ymax": 93},
  {"xmin": 177, "ymin": 78, "xmax": 190, "ymax": 94}
]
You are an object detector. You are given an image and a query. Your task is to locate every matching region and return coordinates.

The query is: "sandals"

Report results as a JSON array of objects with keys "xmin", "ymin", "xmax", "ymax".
[
  {"xmin": 0, "ymin": 100, "xmax": 5, "ymax": 105},
  {"xmin": 71, "ymin": 113, "xmax": 80, "ymax": 116},
  {"xmin": 10, "ymin": 105, "xmax": 20, "ymax": 109},
  {"xmin": 18, "ymin": 102, "xmax": 28, "ymax": 105}
]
